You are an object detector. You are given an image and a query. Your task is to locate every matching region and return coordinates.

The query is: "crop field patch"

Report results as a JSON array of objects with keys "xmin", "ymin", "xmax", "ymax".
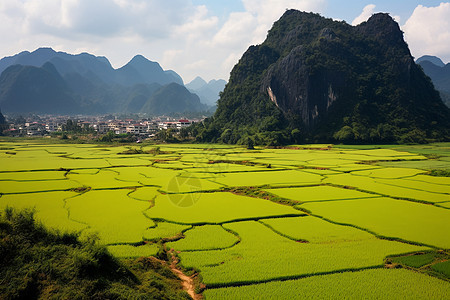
[
  {"xmin": 432, "ymin": 261, "xmax": 450, "ymax": 278},
  {"xmin": 0, "ymin": 178, "xmax": 82, "ymax": 194},
  {"xmin": 107, "ymin": 244, "xmax": 159, "ymax": 258},
  {"xmin": 260, "ymin": 216, "xmax": 374, "ymax": 243},
  {"xmin": 179, "ymin": 221, "xmax": 426, "ymax": 286},
  {"xmin": 204, "ymin": 268, "xmax": 450, "ymax": 299},
  {"xmin": 352, "ymin": 167, "xmax": 426, "ymax": 179},
  {"xmin": 324, "ymin": 173, "xmax": 449, "ymax": 203},
  {"xmin": 213, "ymin": 169, "xmax": 324, "ymax": 187},
  {"xmin": 264, "ymin": 186, "xmax": 378, "ymax": 203},
  {"xmin": 0, "ymin": 191, "xmax": 86, "ymax": 232},
  {"xmin": 65, "ymin": 189, "xmax": 153, "ymax": 244},
  {"xmin": 302, "ymin": 197, "xmax": 450, "ymax": 248},
  {"xmin": 166, "ymin": 225, "xmax": 239, "ymax": 251},
  {"xmin": 0, "ymin": 141, "xmax": 449, "ymax": 298},
  {"xmin": 143, "ymin": 222, "xmax": 191, "ymax": 241},
  {"xmin": 0, "ymin": 170, "xmax": 67, "ymax": 181},
  {"xmin": 145, "ymin": 192, "xmax": 303, "ymax": 224}
]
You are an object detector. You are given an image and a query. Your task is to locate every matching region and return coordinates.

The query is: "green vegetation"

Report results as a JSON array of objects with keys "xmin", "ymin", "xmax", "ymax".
[
  {"xmin": 203, "ymin": 268, "xmax": 450, "ymax": 299},
  {"xmin": 0, "ymin": 208, "xmax": 188, "ymax": 299},
  {"xmin": 191, "ymin": 10, "xmax": 450, "ymax": 145},
  {"xmin": 143, "ymin": 222, "xmax": 191, "ymax": 241},
  {"xmin": 0, "ymin": 141, "xmax": 449, "ymax": 298},
  {"xmin": 302, "ymin": 197, "xmax": 450, "ymax": 248},
  {"xmin": 65, "ymin": 190, "xmax": 153, "ymax": 244},
  {"xmin": 145, "ymin": 193, "xmax": 303, "ymax": 225},
  {"xmin": 179, "ymin": 221, "xmax": 425, "ymax": 286},
  {"xmin": 432, "ymin": 261, "xmax": 450, "ymax": 278},
  {"xmin": 391, "ymin": 252, "xmax": 437, "ymax": 268},
  {"xmin": 107, "ymin": 244, "xmax": 159, "ymax": 259},
  {"xmin": 167, "ymin": 225, "xmax": 239, "ymax": 251}
]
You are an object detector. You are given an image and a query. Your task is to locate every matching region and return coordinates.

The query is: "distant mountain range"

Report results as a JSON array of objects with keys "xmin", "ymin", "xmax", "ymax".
[
  {"xmin": 0, "ymin": 48, "xmax": 225, "ymax": 115},
  {"xmin": 416, "ymin": 55, "xmax": 450, "ymax": 107},
  {"xmin": 186, "ymin": 77, "xmax": 227, "ymax": 106}
]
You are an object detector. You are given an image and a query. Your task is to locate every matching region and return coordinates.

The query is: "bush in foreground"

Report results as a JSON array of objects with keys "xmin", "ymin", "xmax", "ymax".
[{"xmin": 0, "ymin": 207, "xmax": 189, "ymax": 299}]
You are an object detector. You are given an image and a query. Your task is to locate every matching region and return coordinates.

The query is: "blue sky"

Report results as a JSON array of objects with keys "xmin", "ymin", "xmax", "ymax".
[{"xmin": 0, "ymin": 1, "xmax": 449, "ymax": 82}]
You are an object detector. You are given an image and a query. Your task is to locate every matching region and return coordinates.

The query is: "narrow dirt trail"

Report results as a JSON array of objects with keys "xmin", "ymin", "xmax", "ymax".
[{"xmin": 169, "ymin": 251, "xmax": 202, "ymax": 300}]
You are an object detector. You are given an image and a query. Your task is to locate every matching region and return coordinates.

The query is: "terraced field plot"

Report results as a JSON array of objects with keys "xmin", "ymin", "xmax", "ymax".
[{"xmin": 0, "ymin": 141, "xmax": 449, "ymax": 299}]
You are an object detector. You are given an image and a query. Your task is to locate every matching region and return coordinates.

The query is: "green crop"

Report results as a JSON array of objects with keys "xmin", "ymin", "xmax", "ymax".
[
  {"xmin": 0, "ymin": 191, "xmax": 86, "ymax": 232},
  {"xmin": 265, "ymin": 186, "xmax": 378, "ymax": 203},
  {"xmin": 107, "ymin": 244, "xmax": 159, "ymax": 258},
  {"xmin": 143, "ymin": 222, "xmax": 191, "ymax": 241},
  {"xmin": 431, "ymin": 261, "xmax": 450, "ymax": 278},
  {"xmin": 65, "ymin": 189, "xmax": 153, "ymax": 244},
  {"xmin": 145, "ymin": 192, "xmax": 302, "ymax": 225},
  {"xmin": 260, "ymin": 216, "xmax": 374, "ymax": 243},
  {"xmin": 302, "ymin": 197, "xmax": 450, "ymax": 248},
  {"xmin": 213, "ymin": 170, "xmax": 323, "ymax": 187},
  {"xmin": 166, "ymin": 225, "xmax": 239, "ymax": 251},
  {"xmin": 391, "ymin": 252, "xmax": 436, "ymax": 268},
  {"xmin": 204, "ymin": 268, "xmax": 450, "ymax": 299},
  {"xmin": 179, "ymin": 221, "xmax": 426, "ymax": 286}
]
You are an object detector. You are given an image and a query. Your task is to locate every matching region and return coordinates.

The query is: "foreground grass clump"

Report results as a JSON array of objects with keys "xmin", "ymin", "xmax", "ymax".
[{"xmin": 0, "ymin": 208, "xmax": 189, "ymax": 299}]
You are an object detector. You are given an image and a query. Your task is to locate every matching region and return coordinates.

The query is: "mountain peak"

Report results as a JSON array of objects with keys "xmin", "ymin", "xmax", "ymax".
[
  {"xmin": 186, "ymin": 76, "xmax": 207, "ymax": 90},
  {"xmin": 198, "ymin": 9, "xmax": 449, "ymax": 145},
  {"xmin": 129, "ymin": 54, "xmax": 153, "ymax": 64},
  {"xmin": 357, "ymin": 13, "xmax": 404, "ymax": 45},
  {"xmin": 416, "ymin": 55, "xmax": 445, "ymax": 67}
]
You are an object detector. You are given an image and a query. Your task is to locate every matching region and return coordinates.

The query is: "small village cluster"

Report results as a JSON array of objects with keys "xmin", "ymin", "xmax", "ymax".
[{"xmin": 3, "ymin": 116, "xmax": 199, "ymax": 137}]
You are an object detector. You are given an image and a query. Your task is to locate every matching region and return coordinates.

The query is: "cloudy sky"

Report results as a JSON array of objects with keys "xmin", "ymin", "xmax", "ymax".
[{"xmin": 0, "ymin": 0, "xmax": 449, "ymax": 83}]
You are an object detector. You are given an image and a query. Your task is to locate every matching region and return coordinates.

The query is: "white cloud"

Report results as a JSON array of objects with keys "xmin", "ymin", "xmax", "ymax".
[
  {"xmin": 352, "ymin": 4, "xmax": 376, "ymax": 26},
  {"xmin": 352, "ymin": 4, "xmax": 400, "ymax": 26},
  {"xmin": 0, "ymin": 0, "xmax": 328, "ymax": 83},
  {"xmin": 403, "ymin": 3, "xmax": 450, "ymax": 63}
]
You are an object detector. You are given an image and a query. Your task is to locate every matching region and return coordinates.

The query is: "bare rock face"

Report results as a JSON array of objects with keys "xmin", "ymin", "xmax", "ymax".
[{"xmin": 0, "ymin": 109, "xmax": 5, "ymax": 124}]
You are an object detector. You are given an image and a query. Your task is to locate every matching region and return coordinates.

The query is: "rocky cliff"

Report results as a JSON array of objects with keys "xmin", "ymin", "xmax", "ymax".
[{"xmin": 196, "ymin": 10, "xmax": 449, "ymax": 145}]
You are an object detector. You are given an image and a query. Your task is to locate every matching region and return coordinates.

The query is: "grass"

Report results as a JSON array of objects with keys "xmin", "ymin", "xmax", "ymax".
[
  {"xmin": 301, "ymin": 197, "xmax": 450, "ymax": 248},
  {"xmin": 264, "ymin": 186, "xmax": 378, "ymax": 203},
  {"xmin": 212, "ymin": 170, "xmax": 323, "ymax": 187},
  {"xmin": 324, "ymin": 173, "xmax": 449, "ymax": 203},
  {"xmin": 166, "ymin": 225, "xmax": 239, "ymax": 251},
  {"xmin": 431, "ymin": 261, "xmax": 450, "ymax": 278},
  {"xmin": 1, "ymin": 140, "xmax": 449, "ymax": 298},
  {"xmin": 203, "ymin": 268, "xmax": 450, "ymax": 299},
  {"xmin": 260, "ymin": 216, "xmax": 374, "ymax": 243},
  {"xmin": 0, "ymin": 208, "xmax": 189, "ymax": 299},
  {"xmin": 107, "ymin": 244, "xmax": 159, "ymax": 258},
  {"xmin": 65, "ymin": 190, "xmax": 154, "ymax": 244},
  {"xmin": 391, "ymin": 252, "xmax": 437, "ymax": 268},
  {"xmin": 143, "ymin": 222, "xmax": 191, "ymax": 241},
  {"xmin": 0, "ymin": 191, "xmax": 87, "ymax": 232},
  {"xmin": 145, "ymin": 192, "xmax": 303, "ymax": 225},
  {"xmin": 179, "ymin": 221, "xmax": 426, "ymax": 286}
]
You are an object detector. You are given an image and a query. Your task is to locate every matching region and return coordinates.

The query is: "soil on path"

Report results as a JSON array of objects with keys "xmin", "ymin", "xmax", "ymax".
[{"xmin": 169, "ymin": 250, "xmax": 202, "ymax": 300}]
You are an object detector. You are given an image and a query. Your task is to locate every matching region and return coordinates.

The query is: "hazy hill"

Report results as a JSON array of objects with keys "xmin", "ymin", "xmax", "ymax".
[
  {"xmin": 115, "ymin": 55, "xmax": 183, "ymax": 86},
  {"xmin": 417, "ymin": 55, "xmax": 450, "ymax": 107},
  {"xmin": 141, "ymin": 82, "xmax": 207, "ymax": 115},
  {"xmin": 0, "ymin": 48, "xmax": 183, "ymax": 88},
  {"xmin": 186, "ymin": 76, "xmax": 227, "ymax": 106},
  {"xmin": 416, "ymin": 55, "xmax": 445, "ymax": 67},
  {"xmin": 194, "ymin": 10, "xmax": 449, "ymax": 145},
  {"xmin": 0, "ymin": 48, "xmax": 207, "ymax": 115},
  {"xmin": 0, "ymin": 63, "xmax": 78, "ymax": 114}
]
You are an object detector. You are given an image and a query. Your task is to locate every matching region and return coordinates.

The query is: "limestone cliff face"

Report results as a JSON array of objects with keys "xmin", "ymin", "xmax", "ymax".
[
  {"xmin": 0, "ymin": 109, "xmax": 5, "ymax": 124},
  {"xmin": 203, "ymin": 10, "xmax": 449, "ymax": 144}
]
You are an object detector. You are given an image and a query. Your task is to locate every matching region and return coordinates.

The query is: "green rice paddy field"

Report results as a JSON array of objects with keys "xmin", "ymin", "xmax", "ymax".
[{"xmin": 0, "ymin": 141, "xmax": 449, "ymax": 299}]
